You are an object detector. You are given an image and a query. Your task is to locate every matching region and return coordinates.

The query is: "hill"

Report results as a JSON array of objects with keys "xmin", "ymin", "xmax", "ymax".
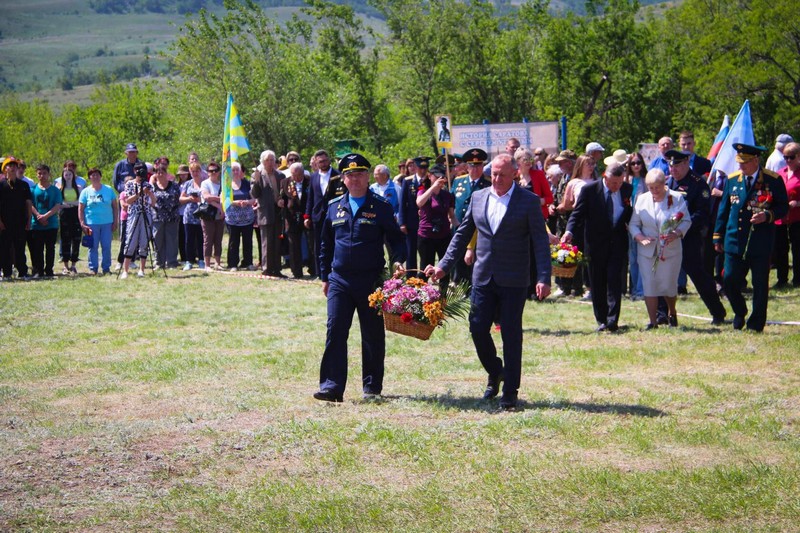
[{"xmin": 2, "ymin": 0, "xmax": 671, "ymax": 99}]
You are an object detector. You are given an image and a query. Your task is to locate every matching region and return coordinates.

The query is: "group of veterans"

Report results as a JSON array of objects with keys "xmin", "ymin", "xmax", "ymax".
[{"xmin": 2, "ymin": 132, "xmax": 796, "ymax": 408}]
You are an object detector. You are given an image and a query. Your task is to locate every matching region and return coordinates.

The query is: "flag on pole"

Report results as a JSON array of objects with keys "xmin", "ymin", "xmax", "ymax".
[
  {"xmin": 709, "ymin": 100, "xmax": 754, "ymax": 178},
  {"xmin": 706, "ymin": 114, "xmax": 730, "ymax": 164},
  {"xmin": 221, "ymin": 93, "xmax": 251, "ymax": 212}
]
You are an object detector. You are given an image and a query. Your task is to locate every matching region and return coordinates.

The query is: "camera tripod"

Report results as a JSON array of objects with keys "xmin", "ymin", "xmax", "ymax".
[{"xmin": 117, "ymin": 183, "xmax": 167, "ymax": 279}]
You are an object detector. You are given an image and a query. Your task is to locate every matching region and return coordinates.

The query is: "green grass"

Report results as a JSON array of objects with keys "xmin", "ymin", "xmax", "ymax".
[{"xmin": 1, "ymin": 253, "xmax": 799, "ymax": 531}]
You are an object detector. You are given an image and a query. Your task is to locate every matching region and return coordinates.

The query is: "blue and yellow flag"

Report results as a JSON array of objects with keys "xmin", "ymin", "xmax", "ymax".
[{"xmin": 221, "ymin": 93, "xmax": 251, "ymax": 211}]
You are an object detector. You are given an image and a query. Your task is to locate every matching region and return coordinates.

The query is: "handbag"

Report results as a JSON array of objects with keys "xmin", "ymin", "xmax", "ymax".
[
  {"xmin": 194, "ymin": 202, "xmax": 218, "ymax": 221},
  {"xmin": 81, "ymin": 233, "xmax": 94, "ymax": 248}
]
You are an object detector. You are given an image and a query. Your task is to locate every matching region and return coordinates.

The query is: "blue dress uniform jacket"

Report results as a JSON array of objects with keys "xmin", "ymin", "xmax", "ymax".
[
  {"xmin": 670, "ymin": 171, "xmax": 711, "ymax": 239},
  {"xmin": 713, "ymin": 168, "xmax": 789, "ymax": 331},
  {"xmin": 316, "ymin": 191, "xmax": 407, "ymax": 397},
  {"xmin": 320, "ymin": 192, "xmax": 406, "ymax": 281}
]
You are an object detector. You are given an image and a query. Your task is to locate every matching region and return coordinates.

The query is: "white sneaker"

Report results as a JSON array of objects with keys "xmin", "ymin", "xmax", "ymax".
[
  {"xmin": 581, "ymin": 290, "xmax": 592, "ymax": 301},
  {"xmin": 137, "ymin": 270, "xmax": 145, "ymax": 278},
  {"xmin": 553, "ymin": 289, "xmax": 565, "ymax": 297},
  {"xmin": 114, "ymin": 262, "xmax": 122, "ymax": 271},
  {"xmin": 229, "ymin": 267, "xmax": 238, "ymax": 272},
  {"xmin": 120, "ymin": 271, "xmax": 128, "ymax": 279},
  {"xmin": 204, "ymin": 266, "xmax": 213, "ymax": 273},
  {"xmin": 182, "ymin": 262, "xmax": 192, "ymax": 271}
]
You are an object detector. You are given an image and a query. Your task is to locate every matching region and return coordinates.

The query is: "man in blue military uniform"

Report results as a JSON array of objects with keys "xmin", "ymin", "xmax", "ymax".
[
  {"xmin": 450, "ymin": 148, "xmax": 490, "ymax": 284},
  {"xmin": 714, "ymin": 143, "xmax": 788, "ymax": 332},
  {"xmin": 398, "ymin": 156, "xmax": 431, "ymax": 277},
  {"xmin": 657, "ymin": 150, "xmax": 727, "ymax": 325},
  {"xmin": 314, "ymin": 153, "xmax": 407, "ymax": 403}
]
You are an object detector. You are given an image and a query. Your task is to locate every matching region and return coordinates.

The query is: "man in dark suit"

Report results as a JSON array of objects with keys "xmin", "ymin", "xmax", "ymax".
[
  {"xmin": 425, "ymin": 154, "xmax": 551, "ymax": 410},
  {"xmin": 281, "ymin": 162, "xmax": 313, "ymax": 278},
  {"xmin": 562, "ymin": 160, "xmax": 633, "ymax": 332},
  {"xmin": 304, "ymin": 149, "xmax": 343, "ymax": 278},
  {"xmin": 713, "ymin": 143, "xmax": 788, "ymax": 332},
  {"xmin": 679, "ymin": 130, "xmax": 713, "ymax": 177}
]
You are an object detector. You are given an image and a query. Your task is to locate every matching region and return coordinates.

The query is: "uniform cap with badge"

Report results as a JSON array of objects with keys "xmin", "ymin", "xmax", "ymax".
[
  {"xmin": 413, "ymin": 156, "xmax": 432, "ymax": 170},
  {"xmin": 338, "ymin": 153, "xmax": 371, "ymax": 174},
  {"xmin": 733, "ymin": 142, "xmax": 766, "ymax": 164},
  {"xmin": 462, "ymin": 148, "xmax": 488, "ymax": 165},
  {"xmin": 664, "ymin": 149, "xmax": 691, "ymax": 165}
]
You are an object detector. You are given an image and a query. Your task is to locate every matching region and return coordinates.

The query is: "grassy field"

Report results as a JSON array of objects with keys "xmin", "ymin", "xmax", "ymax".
[{"xmin": 1, "ymin": 256, "xmax": 799, "ymax": 531}]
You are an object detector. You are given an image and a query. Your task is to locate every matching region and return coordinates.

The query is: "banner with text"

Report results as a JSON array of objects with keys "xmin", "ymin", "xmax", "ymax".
[{"xmin": 450, "ymin": 121, "xmax": 559, "ymax": 158}]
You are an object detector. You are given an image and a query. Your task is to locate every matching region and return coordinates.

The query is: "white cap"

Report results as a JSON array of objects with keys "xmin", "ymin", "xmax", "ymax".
[{"xmin": 585, "ymin": 142, "xmax": 605, "ymax": 154}]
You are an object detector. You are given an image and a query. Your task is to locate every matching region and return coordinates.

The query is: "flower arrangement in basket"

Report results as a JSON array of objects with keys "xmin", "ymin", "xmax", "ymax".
[
  {"xmin": 368, "ymin": 272, "xmax": 470, "ymax": 340},
  {"xmin": 550, "ymin": 242, "xmax": 587, "ymax": 278}
]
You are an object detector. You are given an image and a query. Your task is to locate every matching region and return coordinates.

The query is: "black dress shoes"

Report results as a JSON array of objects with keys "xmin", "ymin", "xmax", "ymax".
[
  {"xmin": 595, "ymin": 324, "xmax": 608, "ymax": 332},
  {"xmin": 711, "ymin": 314, "xmax": 726, "ymax": 326},
  {"xmin": 733, "ymin": 315, "xmax": 745, "ymax": 330},
  {"xmin": 483, "ymin": 374, "xmax": 503, "ymax": 400},
  {"xmin": 499, "ymin": 395, "xmax": 517, "ymax": 411},
  {"xmin": 645, "ymin": 323, "xmax": 658, "ymax": 331},
  {"xmin": 668, "ymin": 315, "xmax": 678, "ymax": 328},
  {"xmin": 656, "ymin": 315, "xmax": 669, "ymax": 326},
  {"xmin": 313, "ymin": 390, "xmax": 343, "ymax": 402}
]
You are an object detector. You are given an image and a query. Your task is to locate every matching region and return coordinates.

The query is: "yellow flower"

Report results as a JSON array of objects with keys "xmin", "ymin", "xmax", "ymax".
[
  {"xmin": 406, "ymin": 277, "xmax": 426, "ymax": 288},
  {"xmin": 423, "ymin": 301, "xmax": 443, "ymax": 327},
  {"xmin": 368, "ymin": 289, "xmax": 383, "ymax": 308}
]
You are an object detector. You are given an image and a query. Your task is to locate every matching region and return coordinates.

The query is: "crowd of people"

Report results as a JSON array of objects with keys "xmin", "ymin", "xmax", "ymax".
[{"xmin": 1, "ymin": 133, "xmax": 797, "ymax": 333}]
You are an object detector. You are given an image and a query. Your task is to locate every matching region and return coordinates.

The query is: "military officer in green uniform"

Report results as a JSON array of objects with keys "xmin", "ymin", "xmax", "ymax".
[
  {"xmin": 713, "ymin": 143, "xmax": 788, "ymax": 332},
  {"xmin": 450, "ymin": 148, "xmax": 490, "ymax": 284}
]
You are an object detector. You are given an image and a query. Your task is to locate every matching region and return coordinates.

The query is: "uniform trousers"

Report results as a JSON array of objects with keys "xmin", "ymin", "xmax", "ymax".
[
  {"xmin": 470, "ymin": 279, "xmax": 527, "ymax": 400},
  {"xmin": 319, "ymin": 272, "xmax": 385, "ymax": 396},
  {"xmin": 723, "ymin": 252, "xmax": 770, "ymax": 331}
]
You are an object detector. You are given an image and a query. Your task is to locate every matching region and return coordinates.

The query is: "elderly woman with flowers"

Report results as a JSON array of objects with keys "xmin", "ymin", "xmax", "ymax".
[{"xmin": 629, "ymin": 169, "xmax": 691, "ymax": 329}]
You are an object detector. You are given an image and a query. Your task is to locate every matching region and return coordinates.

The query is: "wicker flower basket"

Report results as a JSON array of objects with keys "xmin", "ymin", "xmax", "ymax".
[
  {"xmin": 552, "ymin": 264, "xmax": 578, "ymax": 278},
  {"xmin": 383, "ymin": 312, "xmax": 436, "ymax": 341}
]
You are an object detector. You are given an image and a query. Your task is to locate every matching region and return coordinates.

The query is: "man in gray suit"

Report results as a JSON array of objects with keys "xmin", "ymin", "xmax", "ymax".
[{"xmin": 426, "ymin": 154, "xmax": 552, "ymax": 410}]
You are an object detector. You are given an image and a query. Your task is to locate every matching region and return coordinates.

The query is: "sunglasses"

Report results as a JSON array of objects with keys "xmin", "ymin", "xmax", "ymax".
[
  {"xmin": 630, "ymin": 161, "xmax": 643, "ymax": 166},
  {"xmin": 208, "ymin": 168, "xmax": 220, "ymax": 173},
  {"xmin": 287, "ymin": 158, "xmax": 299, "ymax": 162},
  {"xmin": 785, "ymin": 155, "xmax": 796, "ymax": 161}
]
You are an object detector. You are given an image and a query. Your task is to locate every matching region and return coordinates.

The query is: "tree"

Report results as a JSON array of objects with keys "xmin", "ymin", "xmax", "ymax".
[{"xmin": 164, "ymin": 0, "xmax": 342, "ymax": 160}]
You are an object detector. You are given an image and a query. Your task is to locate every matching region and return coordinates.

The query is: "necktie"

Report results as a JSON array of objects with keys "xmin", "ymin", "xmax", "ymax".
[
  {"xmin": 606, "ymin": 190, "xmax": 614, "ymax": 223},
  {"xmin": 746, "ymin": 175, "xmax": 754, "ymax": 191}
]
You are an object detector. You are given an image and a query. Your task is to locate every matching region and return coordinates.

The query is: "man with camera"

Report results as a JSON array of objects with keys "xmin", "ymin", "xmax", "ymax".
[{"xmin": 120, "ymin": 161, "xmax": 156, "ymax": 279}]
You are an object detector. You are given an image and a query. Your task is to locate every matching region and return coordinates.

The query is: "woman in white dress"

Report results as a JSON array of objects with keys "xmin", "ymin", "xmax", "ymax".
[{"xmin": 629, "ymin": 169, "xmax": 692, "ymax": 329}]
